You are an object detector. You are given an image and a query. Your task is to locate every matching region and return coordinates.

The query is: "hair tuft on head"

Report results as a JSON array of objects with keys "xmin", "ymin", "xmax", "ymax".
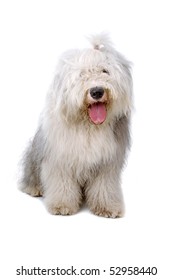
[{"xmin": 87, "ymin": 32, "xmax": 113, "ymax": 51}]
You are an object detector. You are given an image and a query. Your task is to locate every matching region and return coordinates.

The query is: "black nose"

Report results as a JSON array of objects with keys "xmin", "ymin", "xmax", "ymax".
[{"xmin": 90, "ymin": 87, "xmax": 104, "ymax": 100}]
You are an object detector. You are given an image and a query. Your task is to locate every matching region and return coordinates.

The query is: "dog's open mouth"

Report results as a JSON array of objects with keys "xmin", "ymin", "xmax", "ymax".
[{"xmin": 88, "ymin": 102, "xmax": 107, "ymax": 124}]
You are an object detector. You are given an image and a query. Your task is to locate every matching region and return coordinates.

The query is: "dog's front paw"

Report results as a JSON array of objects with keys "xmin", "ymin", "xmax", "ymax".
[
  {"xmin": 47, "ymin": 205, "xmax": 79, "ymax": 216},
  {"xmin": 92, "ymin": 205, "xmax": 124, "ymax": 218}
]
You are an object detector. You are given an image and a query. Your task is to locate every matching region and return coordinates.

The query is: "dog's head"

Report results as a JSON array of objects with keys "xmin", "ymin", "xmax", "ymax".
[{"xmin": 53, "ymin": 34, "xmax": 133, "ymax": 125}]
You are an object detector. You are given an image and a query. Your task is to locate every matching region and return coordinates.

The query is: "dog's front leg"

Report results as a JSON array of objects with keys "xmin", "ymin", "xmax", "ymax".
[
  {"xmin": 85, "ymin": 166, "xmax": 125, "ymax": 218},
  {"xmin": 41, "ymin": 161, "xmax": 82, "ymax": 215}
]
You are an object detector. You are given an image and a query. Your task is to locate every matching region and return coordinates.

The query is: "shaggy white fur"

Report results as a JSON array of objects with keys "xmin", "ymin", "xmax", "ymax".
[{"xmin": 20, "ymin": 33, "xmax": 133, "ymax": 218}]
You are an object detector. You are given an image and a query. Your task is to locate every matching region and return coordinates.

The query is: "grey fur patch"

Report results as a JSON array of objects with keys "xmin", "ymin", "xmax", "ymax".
[{"xmin": 113, "ymin": 115, "xmax": 131, "ymax": 170}]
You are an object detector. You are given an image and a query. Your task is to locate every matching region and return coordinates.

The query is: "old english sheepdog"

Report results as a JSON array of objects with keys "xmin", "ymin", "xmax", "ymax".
[{"xmin": 20, "ymin": 34, "xmax": 133, "ymax": 218}]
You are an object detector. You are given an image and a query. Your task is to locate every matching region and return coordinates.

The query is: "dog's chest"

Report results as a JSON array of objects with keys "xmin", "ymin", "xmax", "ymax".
[{"xmin": 55, "ymin": 125, "xmax": 117, "ymax": 169}]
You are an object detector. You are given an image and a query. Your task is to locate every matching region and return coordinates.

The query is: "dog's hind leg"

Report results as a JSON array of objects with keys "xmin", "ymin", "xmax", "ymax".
[{"xmin": 20, "ymin": 129, "xmax": 44, "ymax": 197}]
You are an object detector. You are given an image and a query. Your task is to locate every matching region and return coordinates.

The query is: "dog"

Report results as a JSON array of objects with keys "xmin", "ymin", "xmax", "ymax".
[{"xmin": 20, "ymin": 34, "xmax": 133, "ymax": 218}]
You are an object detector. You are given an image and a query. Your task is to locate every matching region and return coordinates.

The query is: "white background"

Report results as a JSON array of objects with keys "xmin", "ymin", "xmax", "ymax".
[{"xmin": 0, "ymin": 0, "xmax": 173, "ymax": 279}]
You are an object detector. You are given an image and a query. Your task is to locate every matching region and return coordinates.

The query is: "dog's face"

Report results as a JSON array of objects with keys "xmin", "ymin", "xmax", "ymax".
[{"xmin": 54, "ymin": 43, "xmax": 132, "ymax": 125}]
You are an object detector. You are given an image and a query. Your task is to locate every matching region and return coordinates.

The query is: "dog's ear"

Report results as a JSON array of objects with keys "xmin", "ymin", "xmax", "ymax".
[{"xmin": 115, "ymin": 55, "xmax": 133, "ymax": 117}]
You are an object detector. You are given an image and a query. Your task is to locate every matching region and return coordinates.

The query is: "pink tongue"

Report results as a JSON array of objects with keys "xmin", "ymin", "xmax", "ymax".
[{"xmin": 89, "ymin": 103, "xmax": 107, "ymax": 124}]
